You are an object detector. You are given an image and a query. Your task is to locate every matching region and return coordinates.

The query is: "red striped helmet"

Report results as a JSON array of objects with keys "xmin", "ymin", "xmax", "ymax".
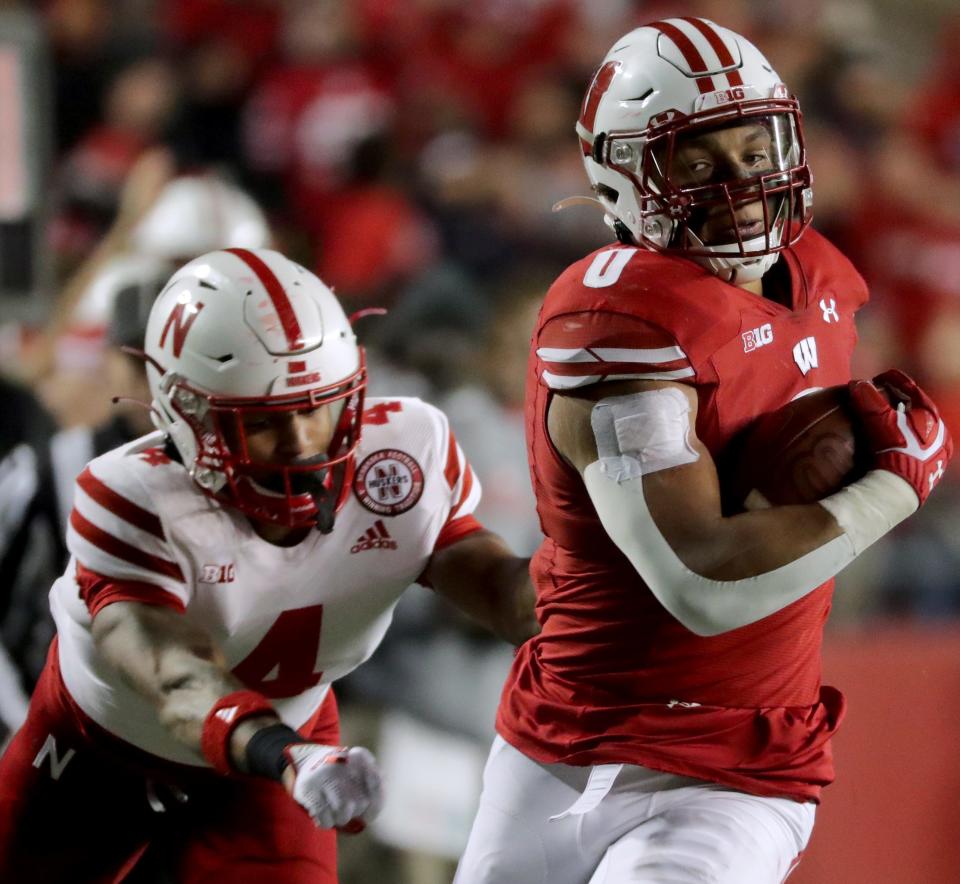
[
  {"xmin": 144, "ymin": 248, "xmax": 366, "ymax": 531},
  {"xmin": 577, "ymin": 18, "xmax": 812, "ymax": 284}
]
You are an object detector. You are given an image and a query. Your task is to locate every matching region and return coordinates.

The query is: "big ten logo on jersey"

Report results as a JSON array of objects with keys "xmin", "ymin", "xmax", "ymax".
[
  {"xmin": 199, "ymin": 563, "xmax": 236, "ymax": 584},
  {"xmin": 742, "ymin": 323, "xmax": 774, "ymax": 353}
]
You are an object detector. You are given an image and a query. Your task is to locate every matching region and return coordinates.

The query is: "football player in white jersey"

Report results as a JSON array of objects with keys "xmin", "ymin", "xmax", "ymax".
[{"xmin": 0, "ymin": 248, "xmax": 538, "ymax": 883}]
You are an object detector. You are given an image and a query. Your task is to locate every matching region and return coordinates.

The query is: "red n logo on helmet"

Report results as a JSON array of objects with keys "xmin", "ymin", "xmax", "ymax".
[
  {"xmin": 159, "ymin": 301, "xmax": 204, "ymax": 357},
  {"xmin": 578, "ymin": 60, "xmax": 620, "ymax": 142}
]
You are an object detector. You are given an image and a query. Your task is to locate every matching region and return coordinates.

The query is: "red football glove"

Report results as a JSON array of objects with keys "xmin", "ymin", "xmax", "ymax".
[{"xmin": 848, "ymin": 369, "xmax": 952, "ymax": 505}]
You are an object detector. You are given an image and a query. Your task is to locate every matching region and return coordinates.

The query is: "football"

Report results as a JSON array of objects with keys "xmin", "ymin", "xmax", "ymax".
[{"xmin": 731, "ymin": 385, "xmax": 866, "ymax": 508}]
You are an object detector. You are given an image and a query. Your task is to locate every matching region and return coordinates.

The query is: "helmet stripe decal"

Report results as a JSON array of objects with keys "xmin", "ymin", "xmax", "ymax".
[
  {"xmin": 680, "ymin": 18, "xmax": 744, "ymax": 87},
  {"xmin": 225, "ymin": 248, "xmax": 305, "ymax": 351},
  {"xmin": 578, "ymin": 60, "xmax": 620, "ymax": 151},
  {"xmin": 648, "ymin": 20, "xmax": 715, "ymax": 93}
]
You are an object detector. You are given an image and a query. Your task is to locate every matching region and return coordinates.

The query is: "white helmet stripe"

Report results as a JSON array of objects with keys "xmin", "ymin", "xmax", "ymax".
[
  {"xmin": 648, "ymin": 19, "xmax": 716, "ymax": 94},
  {"xmin": 677, "ymin": 17, "xmax": 744, "ymax": 89}
]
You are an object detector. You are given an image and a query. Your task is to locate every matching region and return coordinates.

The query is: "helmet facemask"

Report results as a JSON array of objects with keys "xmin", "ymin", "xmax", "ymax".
[
  {"xmin": 155, "ymin": 354, "xmax": 367, "ymax": 532},
  {"xmin": 603, "ymin": 100, "xmax": 812, "ymax": 283}
]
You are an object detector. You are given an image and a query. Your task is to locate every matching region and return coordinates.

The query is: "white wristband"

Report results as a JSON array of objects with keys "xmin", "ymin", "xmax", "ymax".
[{"xmin": 818, "ymin": 469, "xmax": 918, "ymax": 556}]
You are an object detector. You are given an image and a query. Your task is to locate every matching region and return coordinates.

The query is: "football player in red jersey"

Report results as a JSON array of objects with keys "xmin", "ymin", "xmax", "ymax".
[
  {"xmin": 455, "ymin": 18, "xmax": 953, "ymax": 884},
  {"xmin": 0, "ymin": 248, "xmax": 537, "ymax": 883}
]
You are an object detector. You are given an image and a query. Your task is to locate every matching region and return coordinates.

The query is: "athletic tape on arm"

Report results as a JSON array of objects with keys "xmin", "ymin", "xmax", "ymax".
[
  {"xmin": 585, "ymin": 390, "xmax": 856, "ymax": 636},
  {"xmin": 818, "ymin": 469, "xmax": 917, "ymax": 555}
]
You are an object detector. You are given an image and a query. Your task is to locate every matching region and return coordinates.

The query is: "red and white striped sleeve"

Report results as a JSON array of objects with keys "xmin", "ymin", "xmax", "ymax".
[
  {"xmin": 433, "ymin": 426, "xmax": 484, "ymax": 552},
  {"xmin": 536, "ymin": 310, "xmax": 694, "ymax": 391},
  {"xmin": 67, "ymin": 463, "xmax": 189, "ymax": 615}
]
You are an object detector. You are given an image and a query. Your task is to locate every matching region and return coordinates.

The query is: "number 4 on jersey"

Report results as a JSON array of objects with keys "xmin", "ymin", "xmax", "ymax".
[
  {"xmin": 363, "ymin": 401, "xmax": 403, "ymax": 425},
  {"xmin": 231, "ymin": 605, "xmax": 324, "ymax": 699}
]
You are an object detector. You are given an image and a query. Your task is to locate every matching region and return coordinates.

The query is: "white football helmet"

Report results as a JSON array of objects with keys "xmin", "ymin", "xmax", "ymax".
[
  {"xmin": 73, "ymin": 253, "xmax": 175, "ymax": 332},
  {"xmin": 132, "ymin": 175, "xmax": 271, "ymax": 261},
  {"xmin": 144, "ymin": 248, "xmax": 365, "ymax": 531},
  {"xmin": 576, "ymin": 17, "xmax": 812, "ymax": 283}
]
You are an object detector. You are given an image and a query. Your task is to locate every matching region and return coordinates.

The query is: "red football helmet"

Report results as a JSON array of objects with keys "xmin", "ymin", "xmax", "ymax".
[
  {"xmin": 144, "ymin": 248, "xmax": 366, "ymax": 532},
  {"xmin": 577, "ymin": 18, "xmax": 813, "ymax": 284}
]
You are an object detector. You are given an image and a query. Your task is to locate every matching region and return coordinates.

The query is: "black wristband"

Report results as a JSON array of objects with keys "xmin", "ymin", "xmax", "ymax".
[{"xmin": 245, "ymin": 723, "xmax": 307, "ymax": 781}]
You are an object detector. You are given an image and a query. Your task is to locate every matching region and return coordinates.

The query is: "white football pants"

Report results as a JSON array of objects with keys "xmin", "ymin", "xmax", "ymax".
[{"xmin": 454, "ymin": 736, "xmax": 815, "ymax": 884}]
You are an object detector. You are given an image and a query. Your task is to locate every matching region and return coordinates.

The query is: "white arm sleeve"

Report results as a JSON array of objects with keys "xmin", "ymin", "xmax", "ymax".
[
  {"xmin": 582, "ymin": 390, "xmax": 913, "ymax": 637},
  {"xmin": 583, "ymin": 461, "xmax": 856, "ymax": 636}
]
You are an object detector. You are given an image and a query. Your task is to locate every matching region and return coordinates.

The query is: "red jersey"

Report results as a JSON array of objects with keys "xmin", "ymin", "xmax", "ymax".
[{"xmin": 497, "ymin": 229, "xmax": 869, "ymax": 802}]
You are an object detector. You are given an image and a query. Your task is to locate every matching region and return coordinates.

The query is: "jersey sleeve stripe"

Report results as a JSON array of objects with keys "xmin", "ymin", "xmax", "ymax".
[
  {"xmin": 536, "ymin": 347, "xmax": 600, "ymax": 363},
  {"xmin": 449, "ymin": 463, "xmax": 475, "ymax": 519},
  {"xmin": 432, "ymin": 514, "xmax": 485, "ymax": 553},
  {"xmin": 541, "ymin": 358, "xmax": 691, "ymax": 377},
  {"xmin": 77, "ymin": 468, "xmax": 166, "ymax": 540},
  {"xmin": 543, "ymin": 372, "xmax": 603, "ymax": 389},
  {"xmin": 537, "ymin": 345, "xmax": 687, "ymax": 363},
  {"xmin": 591, "ymin": 346, "xmax": 687, "ymax": 362},
  {"xmin": 443, "ymin": 430, "xmax": 460, "ymax": 489},
  {"xmin": 542, "ymin": 367, "xmax": 695, "ymax": 389},
  {"xmin": 69, "ymin": 508, "xmax": 185, "ymax": 582},
  {"xmin": 603, "ymin": 369, "xmax": 696, "ymax": 381},
  {"xmin": 76, "ymin": 562, "xmax": 185, "ymax": 618}
]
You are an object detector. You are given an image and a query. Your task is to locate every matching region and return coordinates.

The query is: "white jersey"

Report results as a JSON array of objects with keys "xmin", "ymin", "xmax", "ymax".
[{"xmin": 51, "ymin": 396, "xmax": 481, "ymax": 766}]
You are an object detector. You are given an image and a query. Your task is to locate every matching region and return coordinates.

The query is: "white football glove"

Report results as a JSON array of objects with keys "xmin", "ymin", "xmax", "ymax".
[{"xmin": 284, "ymin": 743, "xmax": 384, "ymax": 831}]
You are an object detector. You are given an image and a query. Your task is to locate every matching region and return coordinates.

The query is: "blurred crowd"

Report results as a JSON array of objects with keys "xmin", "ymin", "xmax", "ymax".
[{"xmin": 2, "ymin": 0, "xmax": 960, "ymax": 881}]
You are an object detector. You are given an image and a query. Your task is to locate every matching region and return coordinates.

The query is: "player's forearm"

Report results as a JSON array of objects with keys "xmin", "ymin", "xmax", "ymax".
[
  {"xmin": 92, "ymin": 601, "xmax": 265, "ymax": 752},
  {"xmin": 660, "ymin": 501, "xmax": 845, "ymax": 581},
  {"xmin": 152, "ymin": 654, "xmax": 250, "ymax": 748},
  {"xmin": 427, "ymin": 532, "xmax": 540, "ymax": 645},
  {"xmin": 475, "ymin": 555, "xmax": 539, "ymax": 646}
]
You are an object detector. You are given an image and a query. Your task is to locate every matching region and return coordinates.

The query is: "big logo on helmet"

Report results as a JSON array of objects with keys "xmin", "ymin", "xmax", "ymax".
[{"xmin": 159, "ymin": 301, "xmax": 205, "ymax": 357}]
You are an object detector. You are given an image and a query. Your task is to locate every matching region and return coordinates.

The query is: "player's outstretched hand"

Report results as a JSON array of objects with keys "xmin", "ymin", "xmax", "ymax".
[
  {"xmin": 283, "ymin": 743, "xmax": 384, "ymax": 832},
  {"xmin": 848, "ymin": 369, "xmax": 953, "ymax": 505}
]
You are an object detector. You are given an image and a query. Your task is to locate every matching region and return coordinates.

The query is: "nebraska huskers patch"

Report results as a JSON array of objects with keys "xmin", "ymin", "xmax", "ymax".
[{"xmin": 353, "ymin": 449, "xmax": 424, "ymax": 515}]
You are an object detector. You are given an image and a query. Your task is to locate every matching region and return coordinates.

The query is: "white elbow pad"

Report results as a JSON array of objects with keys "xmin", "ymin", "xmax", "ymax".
[{"xmin": 585, "ymin": 392, "xmax": 857, "ymax": 636}]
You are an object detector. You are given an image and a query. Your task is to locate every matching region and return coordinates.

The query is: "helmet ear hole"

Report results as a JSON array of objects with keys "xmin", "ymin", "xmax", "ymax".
[
  {"xmin": 594, "ymin": 183, "xmax": 619, "ymax": 203},
  {"xmin": 591, "ymin": 132, "xmax": 606, "ymax": 163}
]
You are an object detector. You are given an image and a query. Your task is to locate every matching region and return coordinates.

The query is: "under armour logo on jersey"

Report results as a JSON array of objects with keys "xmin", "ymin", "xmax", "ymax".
[
  {"xmin": 929, "ymin": 460, "xmax": 946, "ymax": 491},
  {"xmin": 793, "ymin": 337, "xmax": 819, "ymax": 375},
  {"xmin": 820, "ymin": 298, "xmax": 840, "ymax": 323},
  {"xmin": 350, "ymin": 520, "xmax": 397, "ymax": 554},
  {"xmin": 742, "ymin": 322, "xmax": 773, "ymax": 352}
]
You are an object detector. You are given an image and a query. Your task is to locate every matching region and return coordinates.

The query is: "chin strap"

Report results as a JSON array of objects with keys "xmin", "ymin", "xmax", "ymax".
[{"xmin": 313, "ymin": 495, "xmax": 336, "ymax": 534}]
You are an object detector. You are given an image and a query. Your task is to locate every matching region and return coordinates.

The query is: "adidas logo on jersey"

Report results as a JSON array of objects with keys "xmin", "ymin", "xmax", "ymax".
[{"xmin": 350, "ymin": 520, "xmax": 398, "ymax": 553}]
